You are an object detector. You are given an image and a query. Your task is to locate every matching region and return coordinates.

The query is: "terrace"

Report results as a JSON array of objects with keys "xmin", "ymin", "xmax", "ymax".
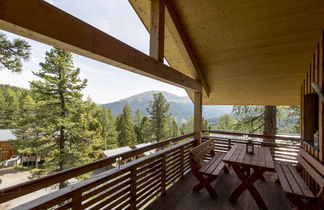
[{"xmin": 0, "ymin": 0, "xmax": 324, "ymax": 209}]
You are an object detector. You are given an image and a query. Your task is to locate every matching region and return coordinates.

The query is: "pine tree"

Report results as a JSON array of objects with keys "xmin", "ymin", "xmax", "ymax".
[
  {"xmin": 100, "ymin": 107, "xmax": 118, "ymax": 149},
  {"xmin": 133, "ymin": 109, "xmax": 143, "ymax": 126},
  {"xmin": 216, "ymin": 114, "xmax": 237, "ymax": 131},
  {"xmin": 133, "ymin": 109, "xmax": 144, "ymax": 143},
  {"xmin": 116, "ymin": 104, "xmax": 137, "ymax": 146},
  {"xmin": 166, "ymin": 116, "xmax": 179, "ymax": 138},
  {"xmin": 139, "ymin": 116, "xmax": 153, "ymax": 143},
  {"xmin": 12, "ymin": 92, "xmax": 43, "ymax": 168},
  {"xmin": 29, "ymin": 48, "xmax": 100, "ymax": 188},
  {"xmin": 147, "ymin": 93, "xmax": 170, "ymax": 142},
  {"xmin": 0, "ymin": 33, "xmax": 31, "ymax": 73}
]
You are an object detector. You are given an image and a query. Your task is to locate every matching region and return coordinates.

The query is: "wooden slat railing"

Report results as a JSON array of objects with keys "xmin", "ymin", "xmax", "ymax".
[
  {"xmin": 203, "ymin": 130, "xmax": 301, "ymax": 142},
  {"xmin": 11, "ymin": 139, "xmax": 195, "ymax": 210},
  {"xmin": 202, "ymin": 130, "xmax": 300, "ymax": 164},
  {"xmin": 0, "ymin": 133, "xmax": 194, "ymax": 205}
]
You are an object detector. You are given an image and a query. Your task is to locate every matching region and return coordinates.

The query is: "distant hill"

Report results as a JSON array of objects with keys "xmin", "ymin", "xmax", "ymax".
[{"xmin": 101, "ymin": 91, "xmax": 232, "ymax": 123}]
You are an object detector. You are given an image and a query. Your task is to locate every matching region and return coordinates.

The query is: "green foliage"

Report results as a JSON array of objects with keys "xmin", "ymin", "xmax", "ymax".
[
  {"xmin": 0, "ymin": 85, "xmax": 29, "ymax": 128},
  {"xmin": 166, "ymin": 116, "xmax": 180, "ymax": 138},
  {"xmin": 100, "ymin": 107, "xmax": 118, "ymax": 149},
  {"xmin": 12, "ymin": 92, "xmax": 43, "ymax": 169},
  {"xmin": 0, "ymin": 33, "xmax": 31, "ymax": 73},
  {"xmin": 14, "ymin": 48, "xmax": 102, "ymax": 185},
  {"xmin": 277, "ymin": 106, "xmax": 300, "ymax": 134},
  {"xmin": 136, "ymin": 116, "xmax": 153, "ymax": 143},
  {"xmin": 147, "ymin": 93, "xmax": 170, "ymax": 142},
  {"xmin": 180, "ymin": 115, "xmax": 210, "ymax": 134},
  {"xmin": 228, "ymin": 105, "xmax": 300, "ymax": 134},
  {"xmin": 216, "ymin": 114, "xmax": 237, "ymax": 131},
  {"xmin": 232, "ymin": 106, "xmax": 265, "ymax": 133},
  {"xmin": 116, "ymin": 104, "xmax": 137, "ymax": 146}
]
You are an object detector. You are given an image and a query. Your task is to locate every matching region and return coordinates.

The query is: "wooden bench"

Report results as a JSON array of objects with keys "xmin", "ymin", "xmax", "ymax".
[
  {"xmin": 275, "ymin": 148, "xmax": 324, "ymax": 209},
  {"xmin": 189, "ymin": 139, "xmax": 229, "ymax": 197}
]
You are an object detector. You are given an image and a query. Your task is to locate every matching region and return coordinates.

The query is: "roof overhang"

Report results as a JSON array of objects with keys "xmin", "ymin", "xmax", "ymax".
[{"xmin": 129, "ymin": 0, "xmax": 324, "ymax": 105}]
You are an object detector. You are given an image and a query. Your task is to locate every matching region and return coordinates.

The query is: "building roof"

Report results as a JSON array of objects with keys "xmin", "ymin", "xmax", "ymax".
[
  {"xmin": 103, "ymin": 142, "xmax": 155, "ymax": 157},
  {"xmin": 103, "ymin": 146, "xmax": 132, "ymax": 157},
  {"xmin": 129, "ymin": 0, "xmax": 324, "ymax": 105},
  {"xmin": 0, "ymin": 129, "xmax": 16, "ymax": 142}
]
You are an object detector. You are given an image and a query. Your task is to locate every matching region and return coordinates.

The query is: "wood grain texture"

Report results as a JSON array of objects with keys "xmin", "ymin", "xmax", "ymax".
[
  {"xmin": 0, "ymin": 0, "xmax": 201, "ymax": 91},
  {"xmin": 130, "ymin": 0, "xmax": 324, "ymax": 105}
]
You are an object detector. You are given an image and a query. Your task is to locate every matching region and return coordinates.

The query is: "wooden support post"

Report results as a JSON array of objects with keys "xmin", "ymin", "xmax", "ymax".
[
  {"xmin": 150, "ymin": 0, "xmax": 165, "ymax": 62},
  {"xmin": 194, "ymin": 91, "xmax": 202, "ymax": 145},
  {"xmin": 161, "ymin": 154, "xmax": 167, "ymax": 195},
  {"xmin": 228, "ymin": 139, "xmax": 232, "ymax": 151},
  {"xmin": 71, "ymin": 190, "xmax": 82, "ymax": 210},
  {"xmin": 180, "ymin": 146, "xmax": 184, "ymax": 179},
  {"xmin": 130, "ymin": 167, "xmax": 137, "ymax": 209}
]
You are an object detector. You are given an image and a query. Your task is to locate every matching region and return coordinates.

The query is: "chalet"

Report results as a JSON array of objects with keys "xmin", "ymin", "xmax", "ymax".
[
  {"xmin": 0, "ymin": 129, "xmax": 16, "ymax": 161},
  {"xmin": 0, "ymin": 0, "xmax": 324, "ymax": 209}
]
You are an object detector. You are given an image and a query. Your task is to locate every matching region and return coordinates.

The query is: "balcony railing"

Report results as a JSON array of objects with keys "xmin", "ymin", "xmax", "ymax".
[
  {"xmin": 0, "ymin": 133, "xmax": 194, "ymax": 209},
  {"xmin": 0, "ymin": 131, "xmax": 301, "ymax": 209},
  {"xmin": 203, "ymin": 130, "xmax": 301, "ymax": 164}
]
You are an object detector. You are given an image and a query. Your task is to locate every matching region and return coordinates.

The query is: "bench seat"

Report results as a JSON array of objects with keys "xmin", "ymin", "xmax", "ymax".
[
  {"xmin": 275, "ymin": 148, "xmax": 324, "ymax": 209},
  {"xmin": 275, "ymin": 163, "xmax": 314, "ymax": 198},
  {"xmin": 189, "ymin": 139, "xmax": 229, "ymax": 197},
  {"xmin": 199, "ymin": 153, "xmax": 226, "ymax": 176}
]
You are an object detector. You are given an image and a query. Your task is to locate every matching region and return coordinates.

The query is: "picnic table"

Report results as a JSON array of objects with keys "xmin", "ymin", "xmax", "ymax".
[{"xmin": 223, "ymin": 144, "xmax": 274, "ymax": 210}]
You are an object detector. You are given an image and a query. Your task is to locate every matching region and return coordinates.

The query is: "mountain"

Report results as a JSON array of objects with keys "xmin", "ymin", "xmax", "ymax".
[{"xmin": 101, "ymin": 91, "xmax": 232, "ymax": 124}]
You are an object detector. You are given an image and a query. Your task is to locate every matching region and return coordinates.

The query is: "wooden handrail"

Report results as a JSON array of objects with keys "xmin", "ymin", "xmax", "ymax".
[
  {"xmin": 203, "ymin": 134, "xmax": 300, "ymax": 164},
  {"xmin": 0, "ymin": 133, "xmax": 194, "ymax": 204},
  {"xmin": 203, "ymin": 130, "xmax": 300, "ymax": 142},
  {"xmin": 12, "ymin": 139, "xmax": 196, "ymax": 209}
]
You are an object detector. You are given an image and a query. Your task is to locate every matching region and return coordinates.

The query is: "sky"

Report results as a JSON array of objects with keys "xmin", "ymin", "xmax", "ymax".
[{"xmin": 0, "ymin": 0, "xmax": 187, "ymax": 104}]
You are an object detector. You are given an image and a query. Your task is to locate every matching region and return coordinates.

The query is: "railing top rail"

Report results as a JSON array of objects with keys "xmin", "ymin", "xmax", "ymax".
[
  {"xmin": 11, "ymin": 139, "xmax": 195, "ymax": 210},
  {"xmin": 0, "ymin": 133, "xmax": 194, "ymax": 204},
  {"xmin": 203, "ymin": 130, "xmax": 300, "ymax": 142}
]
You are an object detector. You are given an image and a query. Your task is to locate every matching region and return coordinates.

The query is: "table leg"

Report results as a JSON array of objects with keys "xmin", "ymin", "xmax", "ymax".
[{"xmin": 230, "ymin": 165, "xmax": 268, "ymax": 210}]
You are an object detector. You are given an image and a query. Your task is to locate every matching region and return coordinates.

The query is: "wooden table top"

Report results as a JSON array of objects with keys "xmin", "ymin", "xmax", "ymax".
[{"xmin": 223, "ymin": 144, "xmax": 274, "ymax": 171}]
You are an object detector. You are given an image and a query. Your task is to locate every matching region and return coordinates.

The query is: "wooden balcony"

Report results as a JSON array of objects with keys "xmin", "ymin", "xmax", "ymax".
[
  {"xmin": 0, "ymin": 131, "xmax": 301, "ymax": 209},
  {"xmin": 145, "ymin": 168, "xmax": 292, "ymax": 210}
]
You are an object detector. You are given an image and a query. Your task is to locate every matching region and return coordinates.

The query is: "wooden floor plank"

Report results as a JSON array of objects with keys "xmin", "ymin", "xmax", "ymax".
[{"xmin": 145, "ymin": 169, "xmax": 292, "ymax": 210}]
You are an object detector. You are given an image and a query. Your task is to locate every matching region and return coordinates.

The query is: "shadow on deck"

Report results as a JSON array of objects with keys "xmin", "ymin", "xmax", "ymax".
[{"xmin": 145, "ymin": 168, "xmax": 293, "ymax": 210}]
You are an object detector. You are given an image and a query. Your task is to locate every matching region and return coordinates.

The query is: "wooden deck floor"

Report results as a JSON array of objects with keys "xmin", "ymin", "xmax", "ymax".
[{"xmin": 145, "ymin": 169, "xmax": 293, "ymax": 210}]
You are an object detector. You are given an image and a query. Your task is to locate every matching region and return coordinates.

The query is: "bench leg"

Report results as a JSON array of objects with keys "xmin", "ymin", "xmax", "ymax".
[
  {"xmin": 223, "ymin": 165, "xmax": 230, "ymax": 174},
  {"xmin": 192, "ymin": 173, "xmax": 218, "ymax": 197}
]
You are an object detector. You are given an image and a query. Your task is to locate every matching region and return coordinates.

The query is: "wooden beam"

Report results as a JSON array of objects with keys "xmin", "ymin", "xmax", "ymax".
[
  {"xmin": 150, "ymin": 0, "xmax": 165, "ymax": 62},
  {"xmin": 194, "ymin": 91, "xmax": 202, "ymax": 144},
  {"xmin": 0, "ymin": 0, "xmax": 201, "ymax": 92},
  {"xmin": 165, "ymin": 0, "xmax": 210, "ymax": 97}
]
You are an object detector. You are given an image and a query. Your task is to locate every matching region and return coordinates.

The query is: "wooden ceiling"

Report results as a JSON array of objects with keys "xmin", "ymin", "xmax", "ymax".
[{"xmin": 129, "ymin": 0, "xmax": 324, "ymax": 105}]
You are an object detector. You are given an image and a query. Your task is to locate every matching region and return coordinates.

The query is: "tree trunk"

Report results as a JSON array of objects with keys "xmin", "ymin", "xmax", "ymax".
[{"xmin": 263, "ymin": 105, "xmax": 277, "ymax": 136}]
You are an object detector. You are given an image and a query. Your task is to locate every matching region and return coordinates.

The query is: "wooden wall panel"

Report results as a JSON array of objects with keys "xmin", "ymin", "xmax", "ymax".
[{"xmin": 300, "ymin": 31, "xmax": 324, "ymax": 194}]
